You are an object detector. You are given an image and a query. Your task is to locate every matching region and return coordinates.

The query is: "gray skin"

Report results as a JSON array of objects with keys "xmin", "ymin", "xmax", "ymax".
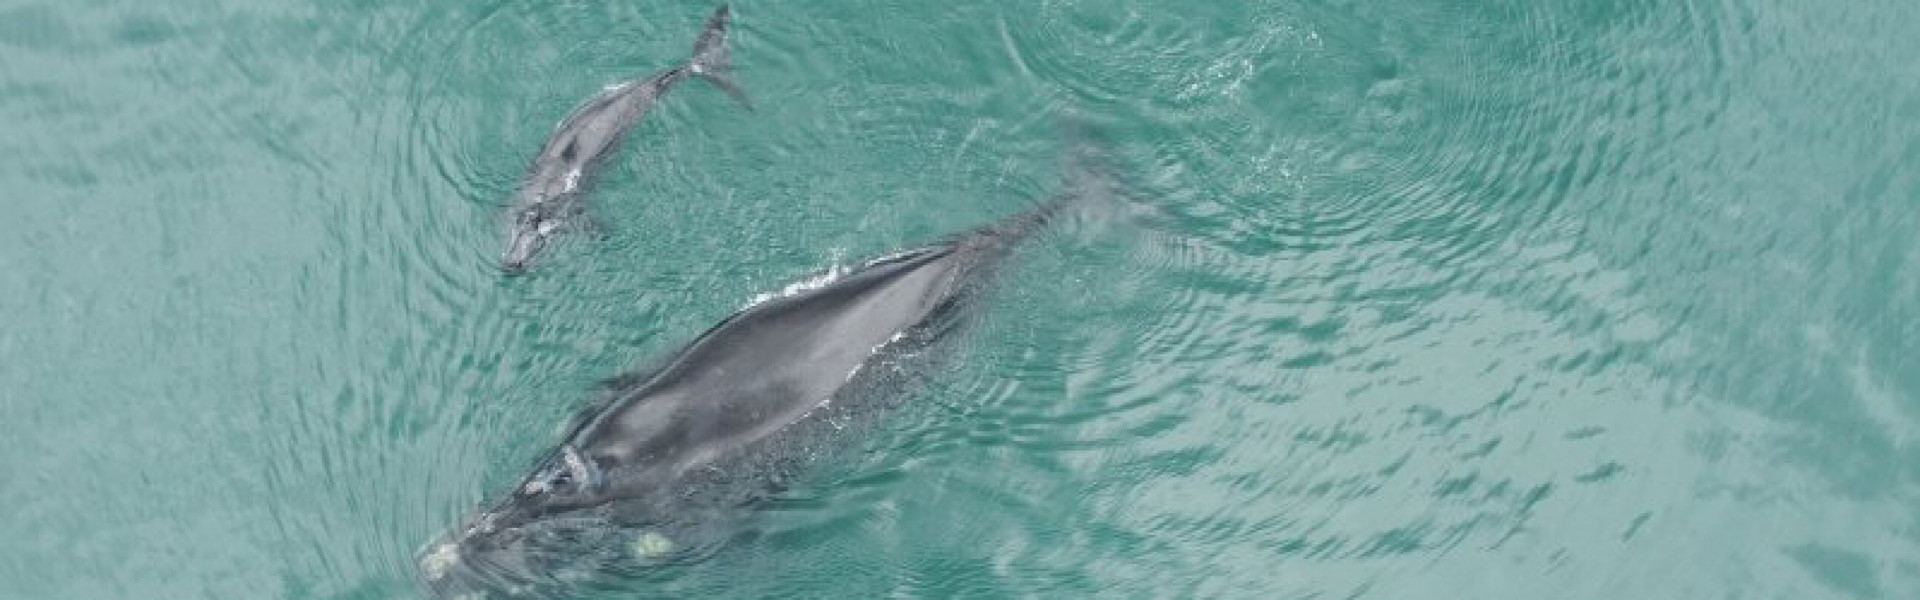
[
  {"xmin": 424, "ymin": 219, "xmax": 1052, "ymax": 598},
  {"xmin": 501, "ymin": 5, "xmax": 748, "ymax": 272},
  {"xmin": 421, "ymin": 141, "xmax": 1115, "ymax": 598}
]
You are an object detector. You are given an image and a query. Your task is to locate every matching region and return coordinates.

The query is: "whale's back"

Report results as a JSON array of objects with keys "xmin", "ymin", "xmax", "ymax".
[{"xmin": 576, "ymin": 243, "xmax": 971, "ymax": 477}]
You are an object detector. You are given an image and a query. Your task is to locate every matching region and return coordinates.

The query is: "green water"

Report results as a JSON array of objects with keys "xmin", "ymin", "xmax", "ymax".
[{"xmin": 4, "ymin": 0, "xmax": 1918, "ymax": 598}]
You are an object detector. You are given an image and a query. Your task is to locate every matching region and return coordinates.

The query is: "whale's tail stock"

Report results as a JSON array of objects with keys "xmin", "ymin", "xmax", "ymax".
[
  {"xmin": 980, "ymin": 113, "xmax": 1132, "ymax": 245},
  {"xmin": 688, "ymin": 5, "xmax": 752, "ymax": 109}
]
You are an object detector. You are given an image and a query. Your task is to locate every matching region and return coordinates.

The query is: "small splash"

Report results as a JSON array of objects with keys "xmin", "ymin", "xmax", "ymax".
[
  {"xmin": 841, "ymin": 331, "xmax": 910, "ymax": 384},
  {"xmin": 744, "ymin": 252, "xmax": 849, "ymax": 307},
  {"xmin": 859, "ymin": 248, "xmax": 921, "ymax": 267}
]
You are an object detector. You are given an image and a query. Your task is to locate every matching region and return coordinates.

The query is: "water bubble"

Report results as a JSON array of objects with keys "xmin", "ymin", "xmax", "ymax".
[{"xmin": 629, "ymin": 530, "xmax": 675, "ymax": 560}]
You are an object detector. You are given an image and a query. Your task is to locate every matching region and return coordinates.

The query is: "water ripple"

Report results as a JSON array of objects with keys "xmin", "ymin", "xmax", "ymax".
[{"xmin": 7, "ymin": 0, "xmax": 1920, "ymax": 598}]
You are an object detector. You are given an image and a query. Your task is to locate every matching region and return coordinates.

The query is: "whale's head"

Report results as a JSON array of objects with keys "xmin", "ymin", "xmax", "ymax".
[
  {"xmin": 500, "ymin": 203, "xmax": 565, "ymax": 273},
  {"xmin": 419, "ymin": 447, "xmax": 666, "ymax": 599}
]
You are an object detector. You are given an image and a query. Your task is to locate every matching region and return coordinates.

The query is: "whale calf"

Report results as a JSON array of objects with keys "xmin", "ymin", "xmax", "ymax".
[
  {"xmin": 500, "ymin": 5, "xmax": 749, "ymax": 272},
  {"xmin": 422, "ymin": 133, "xmax": 1118, "ymax": 598}
]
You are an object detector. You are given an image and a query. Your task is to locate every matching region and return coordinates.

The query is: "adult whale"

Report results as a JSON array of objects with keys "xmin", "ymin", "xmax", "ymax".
[
  {"xmin": 420, "ymin": 132, "xmax": 1119, "ymax": 598},
  {"xmin": 500, "ymin": 5, "xmax": 749, "ymax": 272}
]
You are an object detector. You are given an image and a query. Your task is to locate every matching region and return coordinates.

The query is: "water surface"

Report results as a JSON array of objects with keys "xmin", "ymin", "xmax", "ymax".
[{"xmin": 2, "ymin": 0, "xmax": 1917, "ymax": 598}]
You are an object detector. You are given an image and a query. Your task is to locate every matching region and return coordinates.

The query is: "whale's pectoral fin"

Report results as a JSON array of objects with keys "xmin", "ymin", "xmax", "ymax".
[{"xmin": 687, "ymin": 5, "xmax": 752, "ymax": 110}]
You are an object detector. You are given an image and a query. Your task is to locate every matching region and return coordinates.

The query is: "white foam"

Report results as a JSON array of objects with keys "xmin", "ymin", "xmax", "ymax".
[
  {"xmin": 861, "ymin": 248, "xmax": 918, "ymax": 266},
  {"xmin": 419, "ymin": 542, "xmax": 459, "ymax": 581},
  {"xmin": 743, "ymin": 250, "xmax": 849, "ymax": 307},
  {"xmin": 841, "ymin": 331, "xmax": 908, "ymax": 384}
]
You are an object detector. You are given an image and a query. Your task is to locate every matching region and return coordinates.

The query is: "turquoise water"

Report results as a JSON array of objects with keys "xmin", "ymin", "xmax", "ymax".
[{"xmin": 4, "ymin": 0, "xmax": 1918, "ymax": 598}]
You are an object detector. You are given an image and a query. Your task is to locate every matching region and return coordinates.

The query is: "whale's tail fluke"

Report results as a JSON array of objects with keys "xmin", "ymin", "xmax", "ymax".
[{"xmin": 688, "ymin": 5, "xmax": 751, "ymax": 109}]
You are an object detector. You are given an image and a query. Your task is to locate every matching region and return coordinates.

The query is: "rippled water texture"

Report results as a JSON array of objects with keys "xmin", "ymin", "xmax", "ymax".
[{"xmin": 3, "ymin": 0, "xmax": 1918, "ymax": 598}]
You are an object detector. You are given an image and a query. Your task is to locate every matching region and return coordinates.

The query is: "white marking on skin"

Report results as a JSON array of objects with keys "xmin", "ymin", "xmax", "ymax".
[
  {"xmin": 561, "ymin": 445, "xmax": 589, "ymax": 481},
  {"xmin": 562, "ymin": 168, "xmax": 582, "ymax": 192}
]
